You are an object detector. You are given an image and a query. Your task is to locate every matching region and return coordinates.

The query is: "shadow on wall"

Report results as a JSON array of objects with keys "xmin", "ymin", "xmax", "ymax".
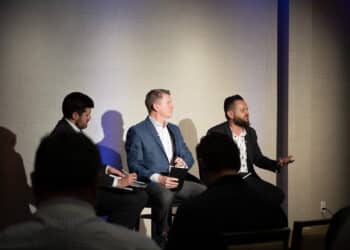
[
  {"xmin": 96, "ymin": 110, "xmax": 126, "ymax": 170},
  {"xmin": 0, "ymin": 126, "xmax": 32, "ymax": 231},
  {"xmin": 178, "ymin": 119, "xmax": 199, "ymax": 177}
]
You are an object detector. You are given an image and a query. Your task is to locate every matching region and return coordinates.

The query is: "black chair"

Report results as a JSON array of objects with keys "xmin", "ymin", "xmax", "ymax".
[
  {"xmin": 291, "ymin": 219, "xmax": 331, "ymax": 250},
  {"xmin": 222, "ymin": 227, "xmax": 290, "ymax": 250}
]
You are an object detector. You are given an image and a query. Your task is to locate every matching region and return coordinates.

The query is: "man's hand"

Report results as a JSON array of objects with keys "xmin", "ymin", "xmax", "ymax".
[
  {"xmin": 277, "ymin": 155, "xmax": 294, "ymax": 167},
  {"xmin": 158, "ymin": 175, "xmax": 179, "ymax": 189},
  {"xmin": 106, "ymin": 165, "xmax": 125, "ymax": 177},
  {"xmin": 118, "ymin": 173, "xmax": 137, "ymax": 188},
  {"xmin": 174, "ymin": 157, "xmax": 186, "ymax": 168}
]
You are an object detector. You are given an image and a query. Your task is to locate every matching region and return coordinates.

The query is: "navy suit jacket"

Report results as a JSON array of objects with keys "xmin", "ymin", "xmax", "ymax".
[
  {"xmin": 207, "ymin": 122, "xmax": 279, "ymax": 177},
  {"xmin": 125, "ymin": 117, "xmax": 194, "ymax": 181}
]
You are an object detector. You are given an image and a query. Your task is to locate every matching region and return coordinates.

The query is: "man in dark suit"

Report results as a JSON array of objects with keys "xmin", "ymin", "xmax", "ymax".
[
  {"xmin": 125, "ymin": 89, "xmax": 206, "ymax": 246},
  {"xmin": 207, "ymin": 95, "xmax": 294, "ymax": 205},
  {"xmin": 52, "ymin": 92, "xmax": 148, "ymax": 229},
  {"xmin": 166, "ymin": 133, "xmax": 288, "ymax": 250}
]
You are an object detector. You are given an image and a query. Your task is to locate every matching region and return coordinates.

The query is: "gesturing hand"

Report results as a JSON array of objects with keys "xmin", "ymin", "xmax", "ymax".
[{"xmin": 277, "ymin": 155, "xmax": 294, "ymax": 167}]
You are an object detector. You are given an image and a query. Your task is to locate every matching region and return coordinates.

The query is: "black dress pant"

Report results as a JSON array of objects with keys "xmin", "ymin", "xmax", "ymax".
[
  {"xmin": 244, "ymin": 175, "xmax": 285, "ymax": 205},
  {"xmin": 96, "ymin": 188, "xmax": 148, "ymax": 229}
]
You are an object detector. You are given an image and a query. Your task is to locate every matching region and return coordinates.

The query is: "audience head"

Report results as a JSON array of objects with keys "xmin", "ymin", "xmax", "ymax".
[
  {"xmin": 196, "ymin": 133, "xmax": 240, "ymax": 185},
  {"xmin": 145, "ymin": 89, "xmax": 173, "ymax": 119},
  {"xmin": 326, "ymin": 206, "xmax": 350, "ymax": 250},
  {"xmin": 31, "ymin": 133, "xmax": 102, "ymax": 205},
  {"xmin": 224, "ymin": 94, "xmax": 250, "ymax": 128},
  {"xmin": 0, "ymin": 126, "xmax": 16, "ymax": 150},
  {"xmin": 62, "ymin": 92, "xmax": 94, "ymax": 129}
]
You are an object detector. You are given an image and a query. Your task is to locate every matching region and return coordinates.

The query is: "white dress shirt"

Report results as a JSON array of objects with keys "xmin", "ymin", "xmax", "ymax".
[
  {"xmin": 149, "ymin": 116, "xmax": 174, "ymax": 183},
  {"xmin": 232, "ymin": 129, "xmax": 248, "ymax": 173}
]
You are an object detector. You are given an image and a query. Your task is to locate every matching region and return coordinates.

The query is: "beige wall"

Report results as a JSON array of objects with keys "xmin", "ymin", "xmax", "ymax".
[
  {"xmin": 289, "ymin": 0, "xmax": 350, "ymax": 223},
  {"xmin": 2, "ymin": 0, "xmax": 349, "ymax": 233},
  {"xmin": 0, "ymin": 0, "xmax": 277, "ymax": 182}
]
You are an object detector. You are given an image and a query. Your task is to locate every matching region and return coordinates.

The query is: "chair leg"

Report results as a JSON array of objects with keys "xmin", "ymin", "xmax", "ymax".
[{"xmin": 135, "ymin": 215, "xmax": 140, "ymax": 231}]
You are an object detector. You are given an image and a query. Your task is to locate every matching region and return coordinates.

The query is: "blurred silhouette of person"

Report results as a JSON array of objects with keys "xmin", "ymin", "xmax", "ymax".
[
  {"xmin": 0, "ymin": 126, "xmax": 32, "ymax": 231},
  {"xmin": 166, "ymin": 133, "xmax": 288, "ymax": 250},
  {"xmin": 178, "ymin": 119, "xmax": 200, "ymax": 178},
  {"xmin": 97, "ymin": 110, "xmax": 125, "ymax": 170},
  {"xmin": 326, "ymin": 206, "xmax": 350, "ymax": 250},
  {"xmin": 51, "ymin": 92, "xmax": 148, "ymax": 229},
  {"xmin": 0, "ymin": 133, "xmax": 159, "ymax": 249},
  {"xmin": 207, "ymin": 95, "xmax": 294, "ymax": 205}
]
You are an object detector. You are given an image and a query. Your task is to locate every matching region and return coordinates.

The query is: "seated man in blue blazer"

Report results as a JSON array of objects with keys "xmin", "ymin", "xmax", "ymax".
[{"xmin": 125, "ymin": 89, "xmax": 206, "ymax": 247}]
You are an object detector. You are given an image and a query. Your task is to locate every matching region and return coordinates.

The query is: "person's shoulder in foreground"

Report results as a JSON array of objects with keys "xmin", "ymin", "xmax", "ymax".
[
  {"xmin": 0, "ymin": 198, "xmax": 159, "ymax": 250},
  {"xmin": 0, "ymin": 132, "xmax": 159, "ymax": 250}
]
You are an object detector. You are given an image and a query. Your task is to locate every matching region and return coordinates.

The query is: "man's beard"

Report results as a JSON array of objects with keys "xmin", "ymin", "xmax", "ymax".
[
  {"xmin": 233, "ymin": 117, "xmax": 250, "ymax": 128},
  {"xmin": 76, "ymin": 120, "xmax": 88, "ymax": 130}
]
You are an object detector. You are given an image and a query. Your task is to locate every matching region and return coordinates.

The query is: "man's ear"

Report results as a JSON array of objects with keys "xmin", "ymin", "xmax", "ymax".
[
  {"xmin": 71, "ymin": 112, "xmax": 80, "ymax": 121},
  {"xmin": 152, "ymin": 102, "xmax": 160, "ymax": 112},
  {"xmin": 226, "ymin": 110, "xmax": 234, "ymax": 120}
]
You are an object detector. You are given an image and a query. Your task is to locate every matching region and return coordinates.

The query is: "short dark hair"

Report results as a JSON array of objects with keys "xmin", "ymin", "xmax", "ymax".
[
  {"xmin": 224, "ymin": 95, "xmax": 244, "ymax": 120},
  {"xmin": 62, "ymin": 92, "xmax": 94, "ymax": 119},
  {"xmin": 31, "ymin": 133, "xmax": 101, "ymax": 198},
  {"xmin": 145, "ymin": 89, "xmax": 171, "ymax": 114},
  {"xmin": 196, "ymin": 133, "xmax": 240, "ymax": 172}
]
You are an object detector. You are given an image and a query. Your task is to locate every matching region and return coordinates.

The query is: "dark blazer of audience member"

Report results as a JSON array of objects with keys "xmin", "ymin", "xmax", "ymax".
[
  {"xmin": 207, "ymin": 95, "xmax": 293, "ymax": 204},
  {"xmin": 0, "ymin": 133, "xmax": 159, "ymax": 249},
  {"xmin": 50, "ymin": 92, "xmax": 147, "ymax": 229},
  {"xmin": 326, "ymin": 206, "xmax": 350, "ymax": 250},
  {"xmin": 166, "ymin": 133, "xmax": 288, "ymax": 250}
]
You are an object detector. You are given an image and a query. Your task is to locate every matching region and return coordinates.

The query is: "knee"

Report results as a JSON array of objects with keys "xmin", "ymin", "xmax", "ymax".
[
  {"xmin": 160, "ymin": 192, "xmax": 174, "ymax": 207},
  {"xmin": 131, "ymin": 191, "xmax": 149, "ymax": 207}
]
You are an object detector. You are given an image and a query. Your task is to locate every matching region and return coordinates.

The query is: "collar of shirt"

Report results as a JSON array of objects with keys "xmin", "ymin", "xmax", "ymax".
[
  {"xmin": 65, "ymin": 118, "xmax": 81, "ymax": 133},
  {"xmin": 232, "ymin": 129, "xmax": 247, "ymax": 139},
  {"xmin": 149, "ymin": 116, "xmax": 168, "ymax": 129}
]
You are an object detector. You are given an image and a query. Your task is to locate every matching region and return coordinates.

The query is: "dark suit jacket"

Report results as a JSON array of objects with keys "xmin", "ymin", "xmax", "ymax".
[
  {"xmin": 51, "ymin": 118, "xmax": 114, "ymax": 187},
  {"xmin": 51, "ymin": 118, "xmax": 78, "ymax": 135},
  {"xmin": 166, "ymin": 175, "xmax": 288, "ymax": 250},
  {"xmin": 207, "ymin": 122, "xmax": 279, "ymax": 177},
  {"xmin": 125, "ymin": 117, "xmax": 194, "ymax": 181}
]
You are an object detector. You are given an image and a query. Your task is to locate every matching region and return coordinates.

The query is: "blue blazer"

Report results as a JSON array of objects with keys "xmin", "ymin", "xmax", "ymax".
[{"xmin": 125, "ymin": 117, "xmax": 194, "ymax": 181}]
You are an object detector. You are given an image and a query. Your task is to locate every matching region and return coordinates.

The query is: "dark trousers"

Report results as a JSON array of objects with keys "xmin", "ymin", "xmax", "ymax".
[
  {"xmin": 146, "ymin": 180, "xmax": 206, "ymax": 246},
  {"xmin": 244, "ymin": 175, "xmax": 285, "ymax": 205},
  {"xmin": 96, "ymin": 188, "xmax": 148, "ymax": 229}
]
